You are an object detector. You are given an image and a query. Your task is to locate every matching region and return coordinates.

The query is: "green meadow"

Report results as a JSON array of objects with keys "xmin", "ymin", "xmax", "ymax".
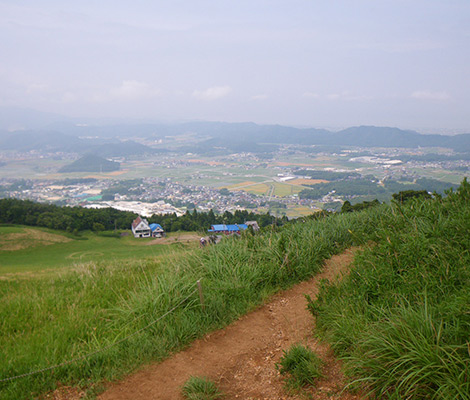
[{"xmin": 0, "ymin": 226, "xmax": 197, "ymax": 274}]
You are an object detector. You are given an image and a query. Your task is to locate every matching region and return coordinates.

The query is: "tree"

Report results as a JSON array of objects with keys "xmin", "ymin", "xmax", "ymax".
[
  {"xmin": 92, "ymin": 222, "xmax": 105, "ymax": 232},
  {"xmin": 392, "ymin": 190, "xmax": 431, "ymax": 204},
  {"xmin": 341, "ymin": 200, "xmax": 353, "ymax": 213}
]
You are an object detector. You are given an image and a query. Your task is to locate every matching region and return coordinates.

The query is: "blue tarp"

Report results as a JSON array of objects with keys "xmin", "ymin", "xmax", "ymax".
[
  {"xmin": 149, "ymin": 223, "xmax": 163, "ymax": 231},
  {"xmin": 209, "ymin": 224, "xmax": 227, "ymax": 232},
  {"xmin": 208, "ymin": 223, "xmax": 248, "ymax": 233}
]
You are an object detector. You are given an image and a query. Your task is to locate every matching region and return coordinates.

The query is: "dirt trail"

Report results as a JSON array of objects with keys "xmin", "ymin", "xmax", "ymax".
[{"xmin": 99, "ymin": 248, "xmax": 362, "ymax": 400}]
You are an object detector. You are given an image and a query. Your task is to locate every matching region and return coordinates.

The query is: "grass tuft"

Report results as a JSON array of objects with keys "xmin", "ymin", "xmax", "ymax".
[
  {"xmin": 276, "ymin": 344, "xmax": 323, "ymax": 390},
  {"xmin": 182, "ymin": 376, "xmax": 223, "ymax": 400}
]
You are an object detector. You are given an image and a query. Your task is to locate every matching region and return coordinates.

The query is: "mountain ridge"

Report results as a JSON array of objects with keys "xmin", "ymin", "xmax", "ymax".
[{"xmin": 0, "ymin": 106, "xmax": 469, "ymax": 153}]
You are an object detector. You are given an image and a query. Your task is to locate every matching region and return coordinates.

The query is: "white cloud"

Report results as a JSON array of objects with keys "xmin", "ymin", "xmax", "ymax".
[
  {"xmin": 109, "ymin": 80, "xmax": 159, "ymax": 101},
  {"xmin": 411, "ymin": 90, "xmax": 451, "ymax": 101},
  {"xmin": 302, "ymin": 92, "xmax": 320, "ymax": 99},
  {"xmin": 250, "ymin": 94, "xmax": 268, "ymax": 101},
  {"xmin": 327, "ymin": 92, "xmax": 345, "ymax": 100},
  {"xmin": 26, "ymin": 83, "xmax": 49, "ymax": 94},
  {"xmin": 326, "ymin": 91, "xmax": 372, "ymax": 101},
  {"xmin": 62, "ymin": 91, "xmax": 77, "ymax": 103},
  {"xmin": 192, "ymin": 86, "xmax": 232, "ymax": 101},
  {"xmin": 355, "ymin": 40, "xmax": 445, "ymax": 54}
]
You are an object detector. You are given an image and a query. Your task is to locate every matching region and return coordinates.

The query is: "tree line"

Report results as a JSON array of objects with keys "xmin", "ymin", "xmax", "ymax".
[
  {"xmin": 0, "ymin": 198, "xmax": 288, "ymax": 234},
  {"xmin": 0, "ymin": 198, "xmax": 137, "ymax": 233}
]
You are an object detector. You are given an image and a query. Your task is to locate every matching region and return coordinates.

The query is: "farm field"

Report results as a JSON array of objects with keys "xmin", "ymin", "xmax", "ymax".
[
  {"xmin": 225, "ymin": 181, "xmax": 305, "ymax": 197},
  {"xmin": 284, "ymin": 205, "xmax": 319, "ymax": 218},
  {"xmin": 0, "ymin": 226, "xmax": 198, "ymax": 274},
  {"xmin": 2, "ymin": 150, "xmax": 468, "ymax": 198}
]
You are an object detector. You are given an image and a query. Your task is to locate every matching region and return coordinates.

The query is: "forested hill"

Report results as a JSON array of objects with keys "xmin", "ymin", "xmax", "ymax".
[
  {"xmin": 59, "ymin": 154, "xmax": 120, "ymax": 173},
  {"xmin": 0, "ymin": 130, "xmax": 156, "ymax": 157}
]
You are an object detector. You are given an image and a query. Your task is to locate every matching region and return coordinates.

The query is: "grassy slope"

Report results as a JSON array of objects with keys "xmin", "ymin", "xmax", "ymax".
[
  {"xmin": 311, "ymin": 181, "xmax": 470, "ymax": 399},
  {"xmin": 3, "ymin": 180, "xmax": 469, "ymax": 399},
  {"xmin": 0, "ymin": 208, "xmax": 381, "ymax": 399},
  {"xmin": 0, "ymin": 227, "xmax": 193, "ymax": 273}
]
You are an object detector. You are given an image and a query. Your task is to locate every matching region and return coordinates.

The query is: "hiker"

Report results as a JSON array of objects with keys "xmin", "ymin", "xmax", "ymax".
[{"xmin": 200, "ymin": 237, "xmax": 206, "ymax": 247}]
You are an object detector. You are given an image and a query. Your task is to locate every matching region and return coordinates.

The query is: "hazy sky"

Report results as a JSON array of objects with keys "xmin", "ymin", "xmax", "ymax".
[{"xmin": 1, "ymin": 0, "xmax": 469, "ymax": 131}]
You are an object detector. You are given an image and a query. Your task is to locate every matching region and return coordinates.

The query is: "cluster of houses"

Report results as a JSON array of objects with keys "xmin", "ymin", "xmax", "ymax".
[
  {"xmin": 131, "ymin": 216, "xmax": 260, "ymax": 239},
  {"xmin": 131, "ymin": 216, "xmax": 165, "ymax": 238}
]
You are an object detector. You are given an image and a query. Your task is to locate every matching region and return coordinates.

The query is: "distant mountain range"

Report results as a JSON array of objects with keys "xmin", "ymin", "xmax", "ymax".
[
  {"xmin": 0, "ymin": 130, "xmax": 156, "ymax": 157},
  {"xmin": 0, "ymin": 107, "xmax": 469, "ymax": 154}
]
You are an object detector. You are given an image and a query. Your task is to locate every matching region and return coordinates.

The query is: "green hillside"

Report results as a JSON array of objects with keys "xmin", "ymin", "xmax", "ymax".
[
  {"xmin": 311, "ymin": 179, "xmax": 470, "ymax": 398},
  {"xmin": 0, "ymin": 180, "xmax": 469, "ymax": 399},
  {"xmin": 0, "ymin": 226, "xmax": 192, "ymax": 273}
]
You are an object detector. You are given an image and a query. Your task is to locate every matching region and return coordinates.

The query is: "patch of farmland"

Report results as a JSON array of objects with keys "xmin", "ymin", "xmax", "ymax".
[{"xmin": 289, "ymin": 178, "xmax": 329, "ymax": 185}]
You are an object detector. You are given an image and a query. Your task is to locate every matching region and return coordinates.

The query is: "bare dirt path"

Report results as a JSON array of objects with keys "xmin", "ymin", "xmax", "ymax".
[{"xmin": 99, "ymin": 248, "xmax": 362, "ymax": 400}]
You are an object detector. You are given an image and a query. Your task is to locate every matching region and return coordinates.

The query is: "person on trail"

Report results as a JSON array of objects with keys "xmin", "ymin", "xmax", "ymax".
[{"xmin": 200, "ymin": 237, "xmax": 206, "ymax": 247}]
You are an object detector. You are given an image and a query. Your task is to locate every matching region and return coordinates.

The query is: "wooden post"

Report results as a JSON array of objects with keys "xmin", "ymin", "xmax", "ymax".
[{"xmin": 197, "ymin": 280, "xmax": 205, "ymax": 311}]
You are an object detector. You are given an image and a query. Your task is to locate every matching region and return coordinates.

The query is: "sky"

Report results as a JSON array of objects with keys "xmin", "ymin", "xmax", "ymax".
[{"xmin": 1, "ymin": 0, "xmax": 469, "ymax": 131}]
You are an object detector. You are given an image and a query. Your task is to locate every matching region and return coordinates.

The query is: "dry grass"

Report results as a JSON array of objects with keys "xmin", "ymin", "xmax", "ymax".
[
  {"xmin": 222, "ymin": 181, "xmax": 258, "ymax": 190},
  {"xmin": 187, "ymin": 159, "xmax": 224, "ymax": 166},
  {"xmin": 145, "ymin": 233, "xmax": 201, "ymax": 246},
  {"xmin": 289, "ymin": 178, "xmax": 329, "ymax": 185},
  {"xmin": 271, "ymin": 162, "xmax": 315, "ymax": 167},
  {"xmin": 106, "ymin": 170, "xmax": 127, "ymax": 176},
  {"xmin": 0, "ymin": 228, "xmax": 71, "ymax": 251}
]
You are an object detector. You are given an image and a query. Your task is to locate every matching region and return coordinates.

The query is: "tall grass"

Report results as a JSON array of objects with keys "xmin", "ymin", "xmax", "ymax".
[
  {"xmin": 0, "ymin": 206, "xmax": 382, "ymax": 399},
  {"xmin": 311, "ymin": 179, "xmax": 470, "ymax": 399}
]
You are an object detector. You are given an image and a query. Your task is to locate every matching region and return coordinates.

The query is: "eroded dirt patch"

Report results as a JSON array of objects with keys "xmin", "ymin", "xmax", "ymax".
[
  {"xmin": 145, "ymin": 233, "xmax": 201, "ymax": 246},
  {"xmin": 99, "ymin": 248, "xmax": 363, "ymax": 400}
]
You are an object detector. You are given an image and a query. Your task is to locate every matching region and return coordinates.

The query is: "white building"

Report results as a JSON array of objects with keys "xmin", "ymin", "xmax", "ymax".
[{"xmin": 131, "ymin": 216, "xmax": 151, "ymax": 238}]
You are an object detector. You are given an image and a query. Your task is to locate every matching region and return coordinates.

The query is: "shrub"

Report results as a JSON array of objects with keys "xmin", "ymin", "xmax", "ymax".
[
  {"xmin": 276, "ymin": 344, "xmax": 323, "ymax": 389},
  {"xmin": 182, "ymin": 376, "xmax": 223, "ymax": 400}
]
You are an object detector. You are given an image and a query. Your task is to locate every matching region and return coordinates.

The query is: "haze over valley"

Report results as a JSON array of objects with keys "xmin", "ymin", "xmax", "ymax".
[{"xmin": 0, "ymin": 108, "xmax": 467, "ymax": 217}]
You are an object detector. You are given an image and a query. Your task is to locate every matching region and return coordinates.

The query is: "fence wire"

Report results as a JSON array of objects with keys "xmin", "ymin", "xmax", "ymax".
[{"xmin": 0, "ymin": 287, "xmax": 199, "ymax": 383}]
